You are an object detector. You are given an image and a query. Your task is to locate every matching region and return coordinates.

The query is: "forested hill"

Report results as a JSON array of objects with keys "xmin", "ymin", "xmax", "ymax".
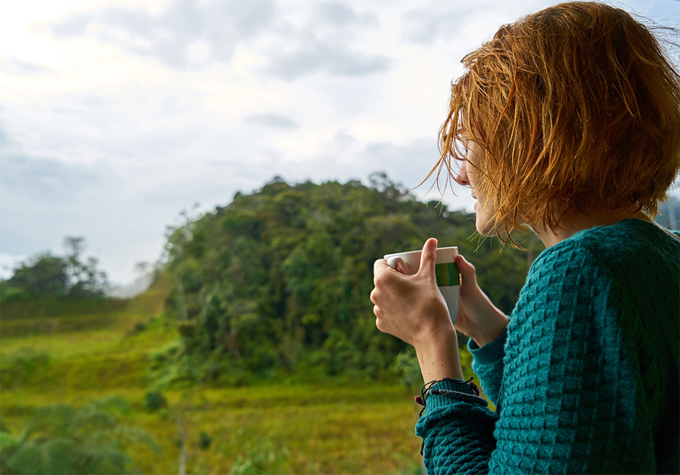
[{"xmin": 159, "ymin": 175, "xmax": 541, "ymax": 383}]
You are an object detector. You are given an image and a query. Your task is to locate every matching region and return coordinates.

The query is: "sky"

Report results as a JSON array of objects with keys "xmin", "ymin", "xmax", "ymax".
[{"xmin": 1, "ymin": 0, "xmax": 679, "ymax": 287}]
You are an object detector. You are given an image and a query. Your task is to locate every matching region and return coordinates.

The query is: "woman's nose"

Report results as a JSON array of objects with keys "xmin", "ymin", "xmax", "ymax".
[{"xmin": 456, "ymin": 161, "xmax": 469, "ymax": 186}]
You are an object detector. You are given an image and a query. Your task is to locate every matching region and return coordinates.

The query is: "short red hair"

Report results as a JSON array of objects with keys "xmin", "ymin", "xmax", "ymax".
[{"xmin": 430, "ymin": 2, "xmax": 680, "ymax": 240}]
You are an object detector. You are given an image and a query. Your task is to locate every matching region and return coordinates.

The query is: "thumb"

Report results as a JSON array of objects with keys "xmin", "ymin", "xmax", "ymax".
[{"xmin": 417, "ymin": 237, "xmax": 438, "ymax": 280}]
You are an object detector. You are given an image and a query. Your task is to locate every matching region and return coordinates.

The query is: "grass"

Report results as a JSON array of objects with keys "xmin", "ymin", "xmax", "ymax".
[
  {"xmin": 0, "ymin": 279, "xmax": 428, "ymax": 474},
  {"xmin": 1, "ymin": 384, "xmax": 424, "ymax": 474}
]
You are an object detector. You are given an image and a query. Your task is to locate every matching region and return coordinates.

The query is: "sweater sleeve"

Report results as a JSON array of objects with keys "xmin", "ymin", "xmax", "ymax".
[
  {"xmin": 415, "ymin": 241, "xmax": 651, "ymax": 474},
  {"xmin": 467, "ymin": 329, "xmax": 507, "ymax": 405}
]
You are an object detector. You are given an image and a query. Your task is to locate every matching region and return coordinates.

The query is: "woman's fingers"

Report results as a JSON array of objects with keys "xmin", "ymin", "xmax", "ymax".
[
  {"xmin": 373, "ymin": 258, "xmax": 390, "ymax": 276},
  {"xmin": 374, "ymin": 257, "xmax": 410, "ymax": 279},
  {"xmin": 416, "ymin": 238, "xmax": 438, "ymax": 282},
  {"xmin": 369, "ymin": 287, "xmax": 379, "ymax": 305},
  {"xmin": 455, "ymin": 254, "xmax": 477, "ymax": 285},
  {"xmin": 372, "ymin": 241, "xmax": 451, "ymax": 343}
]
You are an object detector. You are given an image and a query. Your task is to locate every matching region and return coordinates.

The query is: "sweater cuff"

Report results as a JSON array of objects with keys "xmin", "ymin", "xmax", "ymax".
[
  {"xmin": 425, "ymin": 378, "xmax": 488, "ymax": 412},
  {"xmin": 467, "ymin": 326, "xmax": 507, "ymax": 365}
]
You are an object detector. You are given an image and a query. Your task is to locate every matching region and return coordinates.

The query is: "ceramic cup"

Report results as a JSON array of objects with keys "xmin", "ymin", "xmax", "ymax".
[{"xmin": 383, "ymin": 246, "xmax": 460, "ymax": 324}]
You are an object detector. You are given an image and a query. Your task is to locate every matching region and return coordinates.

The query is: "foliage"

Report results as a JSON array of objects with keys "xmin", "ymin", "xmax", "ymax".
[
  {"xmin": 228, "ymin": 438, "xmax": 290, "ymax": 475},
  {"xmin": 144, "ymin": 391, "xmax": 168, "ymax": 413},
  {"xmin": 0, "ymin": 265, "xmax": 479, "ymax": 475},
  {"xmin": 159, "ymin": 175, "xmax": 542, "ymax": 383},
  {"xmin": 2, "ymin": 237, "xmax": 109, "ymax": 303},
  {"xmin": 198, "ymin": 431, "xmax": 212, "ymax": 450},
  {"xmin": 2, "ymin": 254, "xmax": 67, "ymax": 298},
  {"xmin": 0, "ymin": 396, "xmax": 160, "ymax": 475},
  {"xmin": 0, "ymin": 348, "xmax": 51, "ymax": 390},
  {"xmin": 391, "ymin": 348, "xmax": 422, "ymax": 390}
]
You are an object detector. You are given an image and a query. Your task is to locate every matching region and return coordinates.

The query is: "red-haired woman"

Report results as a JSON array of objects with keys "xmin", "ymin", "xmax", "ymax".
[{"xmin": 371, "ymin": 2, "xmax": 680, "ymax": 473}]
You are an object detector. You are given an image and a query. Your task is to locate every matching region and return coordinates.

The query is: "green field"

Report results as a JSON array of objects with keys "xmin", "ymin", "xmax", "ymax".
[{"xmin": 0, "ymin": 282, "xmax": 429, "ymax": 474}]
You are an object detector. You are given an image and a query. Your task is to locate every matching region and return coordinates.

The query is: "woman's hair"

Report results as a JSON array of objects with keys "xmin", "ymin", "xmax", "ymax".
[{"xmin": 431, "ymin": 1, "xmax": 680, "ymax": 240}]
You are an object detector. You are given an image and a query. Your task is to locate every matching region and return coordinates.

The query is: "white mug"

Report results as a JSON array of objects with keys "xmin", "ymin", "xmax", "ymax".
[{"xmin": 383, "ymin": 246, "xmax": 460, "ymax": 324}]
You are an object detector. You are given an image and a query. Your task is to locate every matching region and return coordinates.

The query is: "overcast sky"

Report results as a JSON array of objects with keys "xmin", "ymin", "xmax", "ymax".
[{"xmin": 2, "ymin": 0, "xmax": 679, "ymax": 286}]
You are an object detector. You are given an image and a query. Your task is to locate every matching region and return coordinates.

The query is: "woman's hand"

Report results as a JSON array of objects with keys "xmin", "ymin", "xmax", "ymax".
[
  {"xmin": 454, "ymin": 254, "xmax": 509, "ymax": 347},
  {"xmin": 371, "ymin": 238, "xmax": 463, "ymax": 381},
  {"xmin": 371, "ymin": 238, "xmax": 452, "ymax": 347}
]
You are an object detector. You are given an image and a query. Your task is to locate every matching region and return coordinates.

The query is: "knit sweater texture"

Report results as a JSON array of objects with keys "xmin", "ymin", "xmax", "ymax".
[{"xmin": 415, "ymin": 219, "xmax": 680, "ymax": 474}]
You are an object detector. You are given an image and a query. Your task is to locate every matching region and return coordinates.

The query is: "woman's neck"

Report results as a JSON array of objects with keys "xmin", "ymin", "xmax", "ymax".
[{"xmin": 532, "ymin": 208, "xmax": 653, "ymax": 248}]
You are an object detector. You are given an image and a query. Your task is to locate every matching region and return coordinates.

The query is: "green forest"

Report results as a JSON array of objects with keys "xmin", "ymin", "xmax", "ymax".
[
  {"xmin": 159, "ymin": 174, "xmax": 543, "ymax": 385},
  {"xmin": 0, "ymin": 174, "xmax": 544, "ymax": 474}
]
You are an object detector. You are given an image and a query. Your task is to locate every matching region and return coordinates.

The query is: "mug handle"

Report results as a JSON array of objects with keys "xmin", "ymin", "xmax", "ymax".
[{"xmin": 386, "ymin": 256, "xmax": 405, "ymax": 273}]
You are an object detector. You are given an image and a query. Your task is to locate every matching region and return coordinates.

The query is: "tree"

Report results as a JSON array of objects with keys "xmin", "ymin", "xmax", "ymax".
[
  {"xmin": 62, "ymin": 236, "xmax": 108, "ymax": 297},
  {"xmin": 6, "ymin": 254, "xmax": 67, "ymax": 297},
  {"xmin": 66, "ymin": 255, "xmax": 108, "ymax": 298},
  {"xmin": 155, "ymin": 175, "xmax": 541, "ymax": 382},
  {"xmin": 5, "ymin": 237, "xmax": 109, "ymax": 299}
]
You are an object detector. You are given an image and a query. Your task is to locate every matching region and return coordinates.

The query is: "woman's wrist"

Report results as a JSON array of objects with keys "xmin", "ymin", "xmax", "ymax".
[
  {"xmin": 471, "ymin": 312, "xmax": 509, "ymax": 348},
  {"xmin": 414, "ymin": 327, "xmax": 464, "ymax": 382}
]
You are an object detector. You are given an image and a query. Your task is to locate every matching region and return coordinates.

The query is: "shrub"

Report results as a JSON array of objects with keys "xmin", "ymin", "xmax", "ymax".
[{"xmin": 143, "ymin": 391, "xmax": 168, "ymax": 412}]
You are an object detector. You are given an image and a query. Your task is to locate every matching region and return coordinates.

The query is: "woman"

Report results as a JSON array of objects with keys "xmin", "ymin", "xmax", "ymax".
[{"xmin": 371, "ymin": 2, "xmax": 680, "ymax": 474}]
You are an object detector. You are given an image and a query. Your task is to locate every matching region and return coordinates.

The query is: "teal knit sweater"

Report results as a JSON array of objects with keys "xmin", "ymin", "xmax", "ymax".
[{"xmin": 415, "ymin": 219, "xmax": 680, "ymax": 474}]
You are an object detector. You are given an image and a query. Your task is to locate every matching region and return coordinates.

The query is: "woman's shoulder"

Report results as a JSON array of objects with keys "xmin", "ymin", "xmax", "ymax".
[
  {"xmin": 514, "ymin": 218, "xmax": 679, "ymax": 333},
  {"xmin": 531, "ymin": 218, "xmax": 679, "ymax": 273},
  {"xmin": 524, "ymin": 219, "xmax": 679, "ymax": 304}
]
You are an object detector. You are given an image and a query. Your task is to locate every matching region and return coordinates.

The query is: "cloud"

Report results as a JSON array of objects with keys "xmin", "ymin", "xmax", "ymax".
[
  {"xmin": 400, "ymin": 5, "xmax": 477, "ymax": 45},
  {"xmin": 0, "ymin": 124, "xmax": 124, "ymax": 280},
  {"xmin": 265, "ymin": 42, "xmax": 390, "ymax": 79},
  {"xmin": 0, "ymin": 124, "xmax": 10, "ymax": 148},
  {"xmin": 0, "ymin": 121, "xmax": 124, "ymax": 208},
  {"xmin": 51, "ymin": 13, "xmax": 91, "ymax": 37},
  {"xmin": 48, "ymin": 0, "xmax": 390, "ymax": 79},
  {"xmin": 362, "ymin": 140, "xmax": 439, "ymax": 185},
  {"xmin": 334, "ymin": 130, "xmax": 356, "ymax": 144},
  {"xmin": 244, "ymin": 113, "xmax": 299, "ymax": 129},
  {"xmin": 0, "ymin": 57, "xmax": 55, "ymax": 75},
  {"xmin": 358, "ymin": 139, "xmax": 471, "ymax": 209},
  {"xmin": 398, "ymin": 1, "xmax": 558, "ymax": 46},
  {"xmin": 316, "ymin": 1, "xmax": 377, "ymax": 28},
  {"xmin": 50, "ymin": 0, "xmax": 276, "ymax": 70},
  {"xmin": 263, "ymin": 1, "xmax": 389, "ymax": 79},
  {"xmin": 0, "ymin": 253, "xmax": 28, "ymax": 280},
  {"xmin": 0, "ymin": 127, "xmax": 109, "ymax": 202},
  {"xmin": 0, "ymin": 121, "xmax": 220, "ymax": 284}
]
